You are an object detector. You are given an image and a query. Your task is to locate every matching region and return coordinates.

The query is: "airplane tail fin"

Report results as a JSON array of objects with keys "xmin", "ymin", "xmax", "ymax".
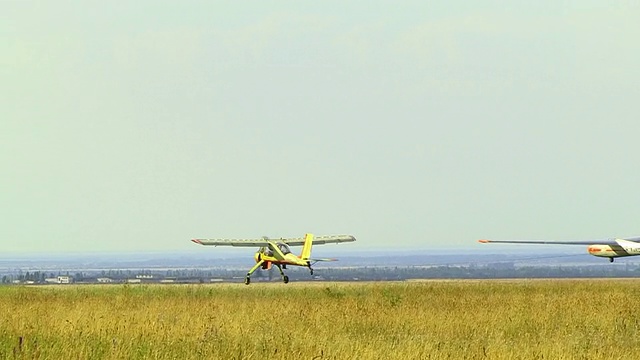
[{"xmin": 300, "ymin": 233, "xmax": 314, "ymax": 260}]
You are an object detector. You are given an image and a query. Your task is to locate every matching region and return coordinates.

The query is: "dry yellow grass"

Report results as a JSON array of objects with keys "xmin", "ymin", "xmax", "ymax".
[{"xmin": 1, "ymin": 280, "xmax": 640, "ymax": 359}]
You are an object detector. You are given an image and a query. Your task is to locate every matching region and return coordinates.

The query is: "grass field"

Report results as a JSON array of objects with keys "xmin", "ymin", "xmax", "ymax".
[{"xmin": 1, "ymin": 280, "xmax": 640, "ymax": 359}]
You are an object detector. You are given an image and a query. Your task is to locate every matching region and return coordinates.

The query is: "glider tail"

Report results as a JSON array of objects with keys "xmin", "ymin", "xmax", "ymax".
[{"xmin": 300, "ymin": 233, "xmax": 314, "ymax": 260}]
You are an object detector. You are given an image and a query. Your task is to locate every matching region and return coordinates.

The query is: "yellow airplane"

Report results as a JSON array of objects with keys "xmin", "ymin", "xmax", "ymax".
[
  {"xmin": 479, "ymin": 236, "xmax": 640, "ymax": 262},
  {"xmin": 191, "ymin": 233, "xmax": 356, "ymax": 284}
]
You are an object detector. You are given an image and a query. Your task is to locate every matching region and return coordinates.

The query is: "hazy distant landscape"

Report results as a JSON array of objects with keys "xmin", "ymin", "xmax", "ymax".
[{"xmin": 3, "ymin": 249, "xmax": 640, "ymax": 285}]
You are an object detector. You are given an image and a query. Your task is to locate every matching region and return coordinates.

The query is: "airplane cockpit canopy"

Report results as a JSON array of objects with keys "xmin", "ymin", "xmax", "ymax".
[{"xmin": 277, "ymin": 242, "xmax": 291, "ymax": 255}]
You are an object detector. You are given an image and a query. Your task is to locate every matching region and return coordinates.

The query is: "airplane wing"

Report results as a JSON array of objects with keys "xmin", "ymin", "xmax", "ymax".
[
  {"xmin": 309, "ymin": 258, "xmax": 338, "ymax": 262},
  {"xmin": 478, "ymin": 238, "xmax": 618, "ymax": 245},
  {"xmin": 191, "ymin": 234, "xmax": 356, "ymax": 247},
  {"xmin": 284, "ymin": 234, "xmax": 356, "ymax": 246},
  {"xmin": 307, "ymin": 258, "xmax": 339, "ymax": 266},
  {"xmin": 191, "ymin": 238, "xmax": 269, "ymax": 247}
]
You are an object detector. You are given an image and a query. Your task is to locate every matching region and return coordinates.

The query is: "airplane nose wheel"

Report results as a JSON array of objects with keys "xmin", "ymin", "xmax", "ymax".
[{"xmin": 283, "ymin": 275, "xmax": 289, "ymax": 284}]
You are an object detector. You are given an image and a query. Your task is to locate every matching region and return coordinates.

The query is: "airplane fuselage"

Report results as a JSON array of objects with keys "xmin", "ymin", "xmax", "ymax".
[
  {"xmin": 254, "ymin": 241, "xmax": 309, "ymax": 268},
  {"xmin": 254, "ymin": 251, "xmax": 309, "ymax": 267},
  {"xmin": 588, "ymin": 239, "xmax": 640, "ymax": 259}
]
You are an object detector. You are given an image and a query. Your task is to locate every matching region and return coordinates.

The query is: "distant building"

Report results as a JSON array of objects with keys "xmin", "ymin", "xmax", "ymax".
[
  {"xmin": 44, "ymin": 276, "xmax": 73, "ymax": 284},
  {"xmin": 97, "ymin": 278, "xmax": 113, "ymax": 283},
  {"xmin": 127, "ymin": 279, "xmax": 142, "ymax": 284},
  {"xmin": 57, "ymin": 276, "xmax": 72, "ymax": 284}
]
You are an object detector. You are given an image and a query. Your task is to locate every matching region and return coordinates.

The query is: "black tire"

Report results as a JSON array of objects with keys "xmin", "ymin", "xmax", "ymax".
[
  {"xmin": 244, "ymin": 277, "xmax": 251, "ymax": 285},
  {"xmin": 283, "ymin": 275, "xmax": 289, "ymax": 284}
]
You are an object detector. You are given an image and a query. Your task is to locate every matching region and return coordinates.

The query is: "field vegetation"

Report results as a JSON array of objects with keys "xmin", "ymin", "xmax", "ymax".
[{"xmin": 1, "ymin": 280, "xmax": 640, "ymax": 359}]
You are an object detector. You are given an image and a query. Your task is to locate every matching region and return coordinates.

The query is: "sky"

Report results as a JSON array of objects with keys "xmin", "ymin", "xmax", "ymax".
[{"xmin": 2, "ymin": 1, "xmax": 640, "ymax": 255}]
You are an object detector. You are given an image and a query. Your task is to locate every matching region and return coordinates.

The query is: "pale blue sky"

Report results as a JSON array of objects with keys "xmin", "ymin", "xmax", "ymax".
[{"xmin": 2, "ymin": 1, "xmax": 640, "ymax": 254}]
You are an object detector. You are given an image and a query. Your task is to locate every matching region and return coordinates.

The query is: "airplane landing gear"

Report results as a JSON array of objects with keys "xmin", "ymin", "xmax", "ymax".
[
  {"xmin": 243, "ymin": 259, "xmax": 264, "ymax": 285},
  {"xmin": 275, "ymin": 264, "xmax": 290, "ymax": 284},
  {"xmin": 310, "ymin": 268, "xmax": 314, "ymax": 276},
  {"xmin": 609, "ymin": 258, "xmax": 615, "ymax": 263}
]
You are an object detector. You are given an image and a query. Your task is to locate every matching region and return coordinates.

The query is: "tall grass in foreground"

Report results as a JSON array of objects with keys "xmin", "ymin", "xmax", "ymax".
[{"xmin": 1, "ymin": 280, "xmax": 640, "ymax": 359}]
